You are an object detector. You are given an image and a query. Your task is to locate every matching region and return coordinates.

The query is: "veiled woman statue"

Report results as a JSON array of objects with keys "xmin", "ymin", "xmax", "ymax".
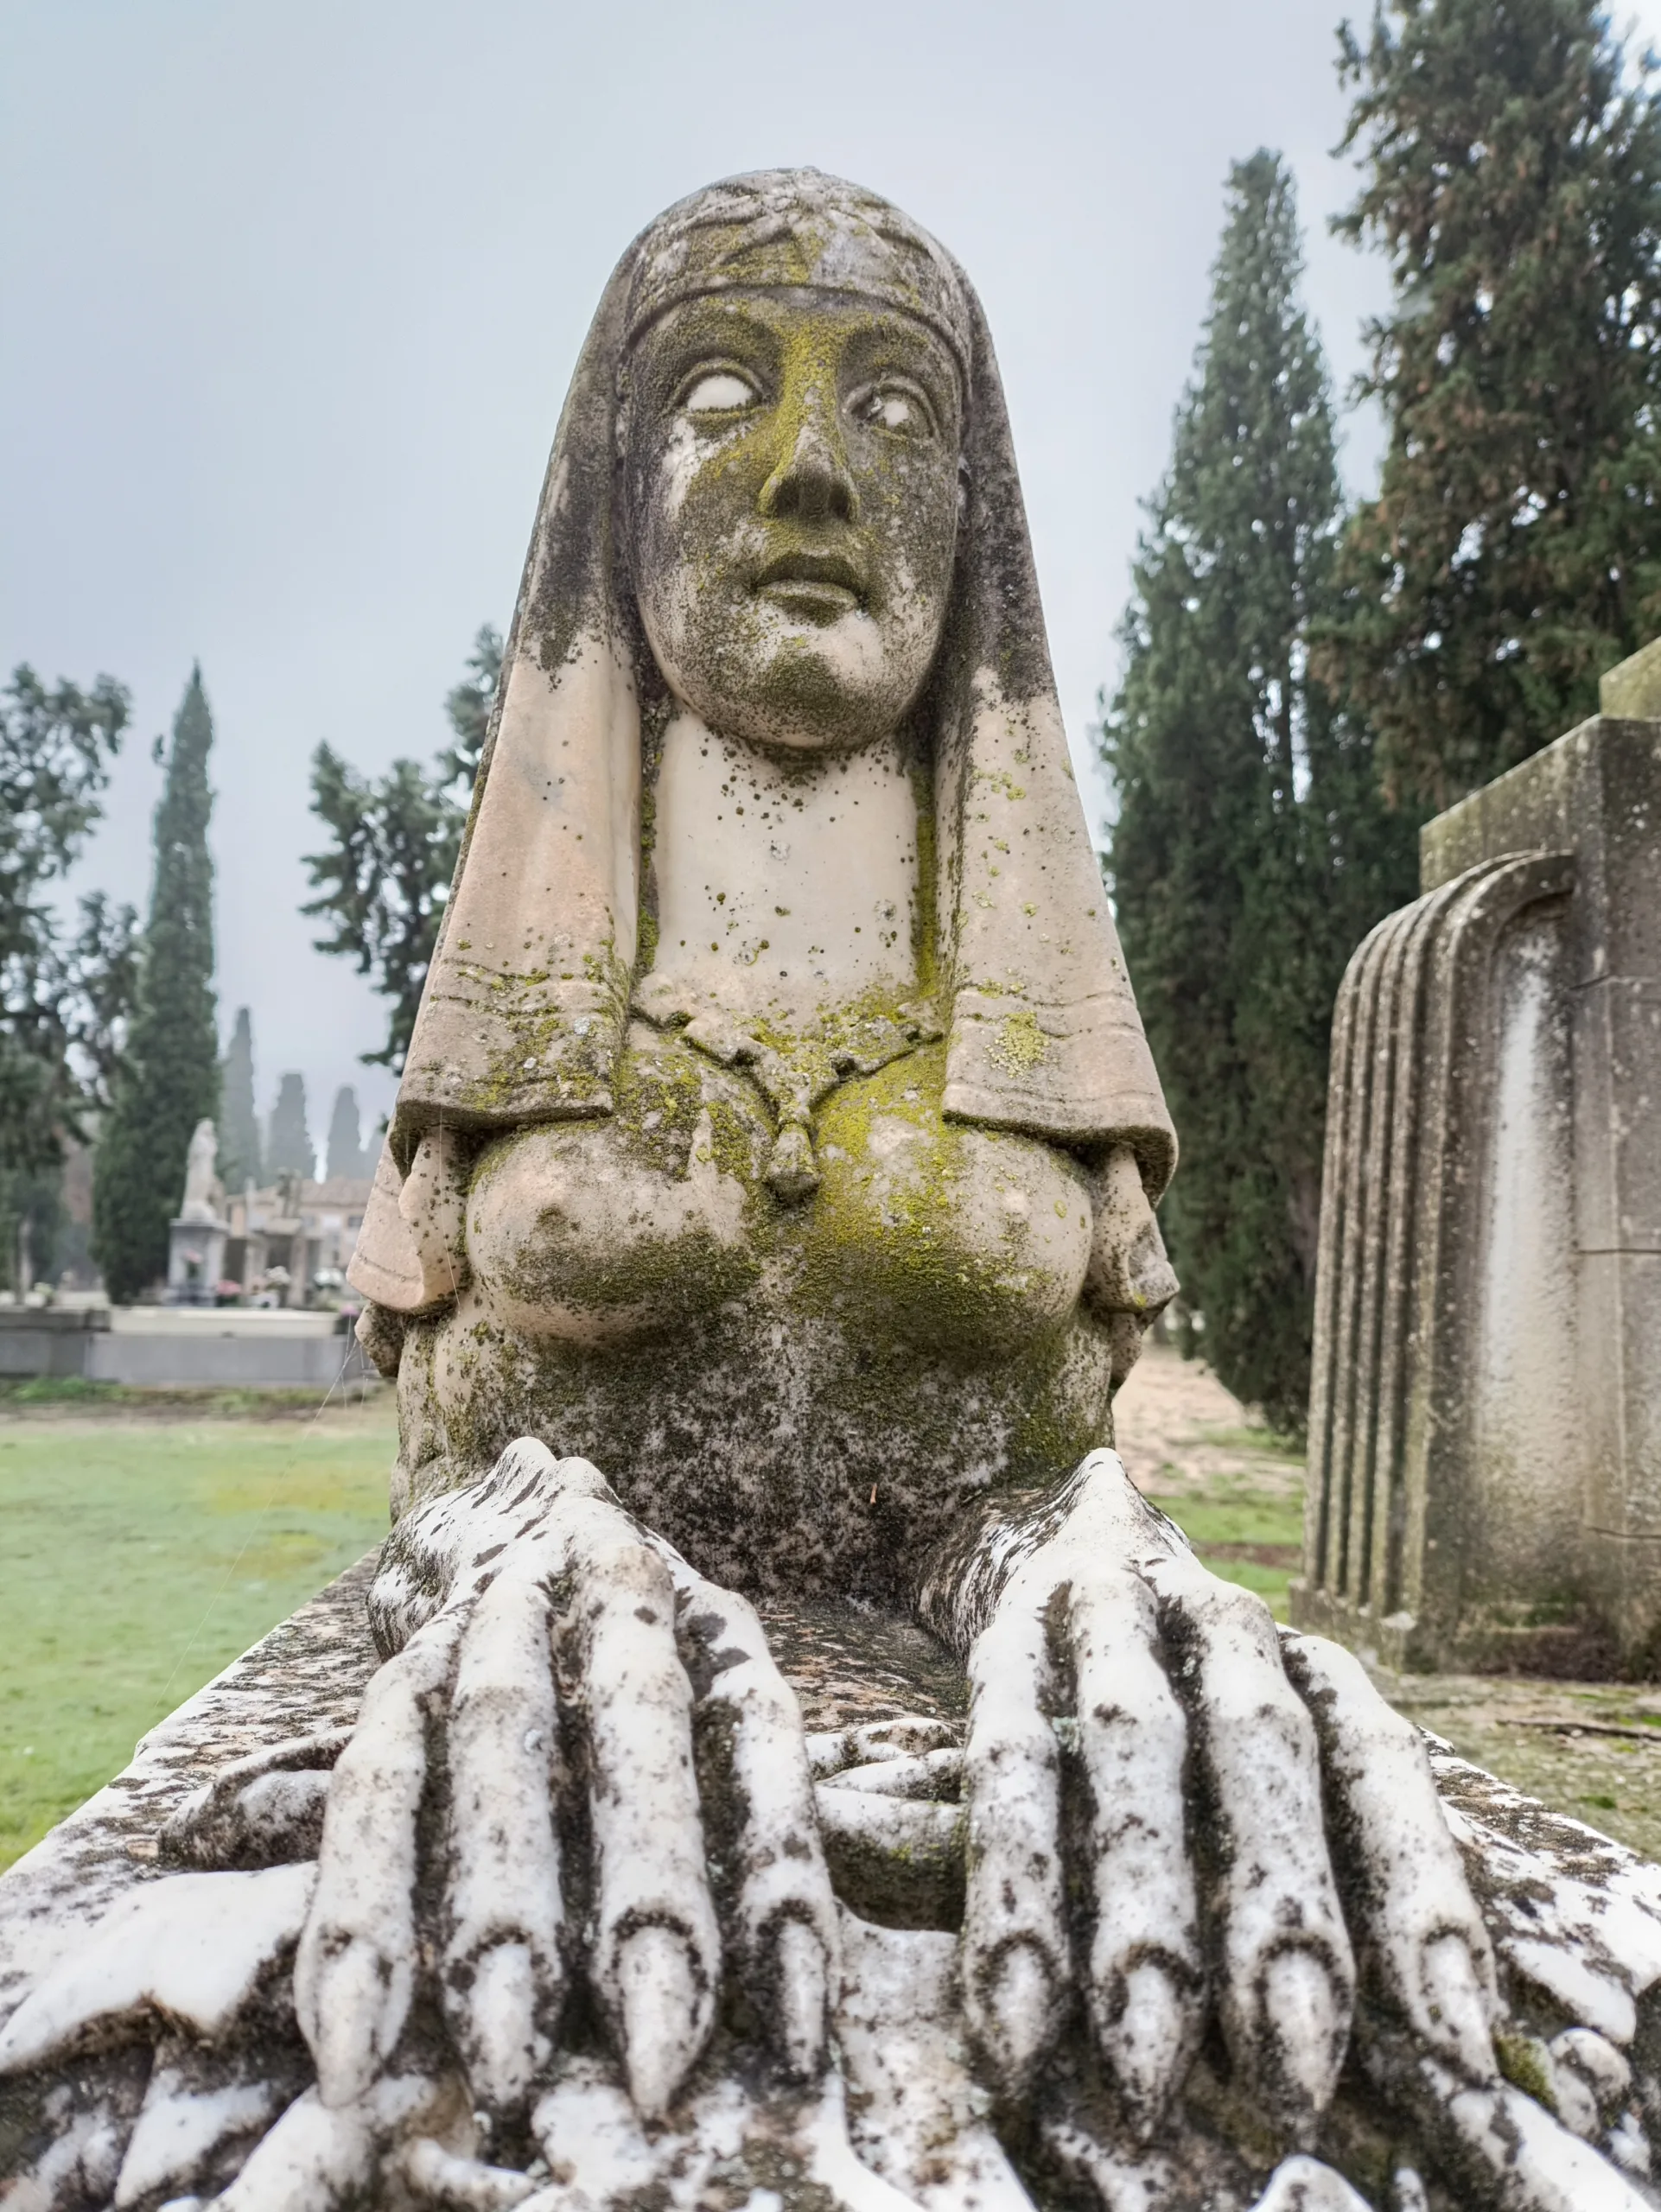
[{"xmin": 4, "ymin": 172, "xmax": 1653, "ymax": 2212}]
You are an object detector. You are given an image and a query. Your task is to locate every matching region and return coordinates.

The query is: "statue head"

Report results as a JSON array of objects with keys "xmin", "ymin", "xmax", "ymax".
[{"xmin": 620, "ymin": 185, "xmax": 970, "ymax": 754}]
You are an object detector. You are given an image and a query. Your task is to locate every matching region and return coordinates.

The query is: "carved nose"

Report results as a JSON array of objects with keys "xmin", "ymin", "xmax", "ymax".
[{"xmin": 760, "ymin": 416, "xmax": 858, "ymax": 524}]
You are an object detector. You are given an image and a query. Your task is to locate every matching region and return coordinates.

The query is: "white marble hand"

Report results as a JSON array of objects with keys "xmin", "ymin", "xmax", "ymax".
[
  {"xmin": 291, "ymin": 1440, "xmax": 837, "ymax": 2130},
  {"xmin": 950, "ymin": 1452, "xmax": 1499, "ymax": 2152}
]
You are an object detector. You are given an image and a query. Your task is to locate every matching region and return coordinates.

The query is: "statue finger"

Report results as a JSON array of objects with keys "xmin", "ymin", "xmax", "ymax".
[
  {"xmin": 159, "ymin": 1727, "xmax": 351, "ymax": 1870},
  {"xmin": 677, "ymin": 1572, "xmax": 839, "ymax": 2081},
  {"xmin": 563, "ymin": 1503, "xmax": 720, "ymax": 2120},
  {"xmin": 960, "ymin": 1570, "xmax": 1068, "ymax": 2097},
  {"xmin": 213, "ymin": 2075, "xmax": 442, "ymax": 2211},
  {"xmin": 1068, "ymin": 1567, "xmax": 1204, "ymax": 2139},
  {"xmin": 1279, "ymin": 1629, "xmax": 1498, "ymax": 2084},
  {"xmin": 443, "ymin": 1562, "xmax": 568, "ymax": 2122},
  {"xmin": 1140, "ymin": 1550, "xmax": 1354, "ymax": 2145},
  {"xmin": 391, "ymin": 2135, "xmax": 541, "ymax": 2209},
  {"xmin": 211, "ymin": 2088, "xmax": 376, "ymax": 2211},
  {"xmin": 1392, "ymin": 2053, "xmax": 1653, "ymax": 2212},
  {"xmin": 294, "ymin": 1611, "xmax": 466, "ymax": 2107}
]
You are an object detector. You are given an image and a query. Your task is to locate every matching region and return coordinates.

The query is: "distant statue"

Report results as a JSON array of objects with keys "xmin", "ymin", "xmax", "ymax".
[
  {"xmin": 178, "ymin": 1116, "xmax": 222, "ymax": 1224},
  {"xmin": 4, "ymin": 173, "xmax": 1653, "ymax": 2212}
]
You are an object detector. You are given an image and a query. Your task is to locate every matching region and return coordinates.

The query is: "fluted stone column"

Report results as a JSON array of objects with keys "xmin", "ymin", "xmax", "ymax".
[{"xmin": 1294, "ymin": 652, "xmax": 1661, "ymax": 1671}]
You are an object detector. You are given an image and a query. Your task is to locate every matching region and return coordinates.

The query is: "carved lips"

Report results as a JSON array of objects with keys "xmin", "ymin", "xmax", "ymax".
[{"xmin": 754, "ymin": 547, "xmax": 867, "ymax": 618}]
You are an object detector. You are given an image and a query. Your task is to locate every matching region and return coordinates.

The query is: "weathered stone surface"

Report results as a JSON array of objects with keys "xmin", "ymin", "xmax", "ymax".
[
  {"xmin": 9, "ymin": 1552, "xmax": 1661, "ymax": 2208},
  {"xmin": 1296, "ymin": 691, "xmax": 1661, "ymax": 1671}
]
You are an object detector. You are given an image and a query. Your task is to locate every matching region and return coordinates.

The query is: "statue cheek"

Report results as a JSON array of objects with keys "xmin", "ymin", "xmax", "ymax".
[{"xmin": 865, "ymin": 464, "xmax": 958, "ymax": 601}]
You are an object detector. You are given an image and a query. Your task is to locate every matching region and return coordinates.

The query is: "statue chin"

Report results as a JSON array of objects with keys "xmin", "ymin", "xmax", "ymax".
[{"xmin": 641, "ymin": 600, "xmax": 941, "ymax": 757}]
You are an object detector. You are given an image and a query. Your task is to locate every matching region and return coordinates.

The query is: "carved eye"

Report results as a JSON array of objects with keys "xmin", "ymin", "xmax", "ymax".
[
  {"xmin": 683, "ymin": 370, "xmax": 759, "ymax": 413},
  {"xmin": 853, "ymin": 382, "xmax": 933, "ymax": 436}
]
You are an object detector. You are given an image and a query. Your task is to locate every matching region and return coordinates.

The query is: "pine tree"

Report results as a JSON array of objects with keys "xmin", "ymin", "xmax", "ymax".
[
  {"xmin": 218, "ymin": 1007, "xmax": 262, "ymax": 1192},
  {"xmin": 324, "ymin": 1084, "xmax": 366, "ymax": 1179},
  {"xmin": 1319, "ymin": 0, "xmax": 1661, "ymax": 807},
  {"xmin": 304, "ymin": 626, "xmax": 501, "ymax": 1071},
  {"xmin": 266, "ymin": 1073, "xmax": 315, "ymax": 1182},
  {"xmin": 1103, "ymin": 152, "xmax": 1416, "ymax": 1432},
  {"xmin": 92, "ymin": 668, "xmax": 219, "ymax": 1300}
]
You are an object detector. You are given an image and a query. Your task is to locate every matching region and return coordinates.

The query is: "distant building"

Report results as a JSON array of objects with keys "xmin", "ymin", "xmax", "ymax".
[{"xmin": 223, "ymin": 1173, "xmax": 374, "ymax": 1307}]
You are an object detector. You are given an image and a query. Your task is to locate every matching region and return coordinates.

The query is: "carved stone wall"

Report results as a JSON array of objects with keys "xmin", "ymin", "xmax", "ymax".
[{"xmin": 1294, "ymin": 691, "xmax": 1661, "ymax": 1672}]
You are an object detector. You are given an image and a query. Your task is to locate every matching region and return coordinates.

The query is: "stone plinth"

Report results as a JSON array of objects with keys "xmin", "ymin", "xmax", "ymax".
[
  {"xmin": 10, "ymin": 1565, "xmax": 1661, "ymax": 2209},
  {"xmin": 165, "ymin": 1214, "xmax": 228, "ymax": 1306},
  {"xmin": 1294, "ymin": 691, "xmax": 1661, "ymax": 1671}
]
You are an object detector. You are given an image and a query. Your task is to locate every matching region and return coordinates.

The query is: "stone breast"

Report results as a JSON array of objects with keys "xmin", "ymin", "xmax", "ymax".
[
  {"xmin": 465, "ymin": 1027, "xmax": 767, "ymax": 1342},
  {"xmin": 462, "ymin": 1030, "xmax": 1093, "ymax": 1356},
  {"xmin": 801, "ymin": 1046, "xmax": 1094, "ymax": 1356}
]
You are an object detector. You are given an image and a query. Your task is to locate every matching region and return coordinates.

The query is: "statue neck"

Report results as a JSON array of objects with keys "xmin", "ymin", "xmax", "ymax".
[{"xmin": 641, "ymin": 709, "xmax": 923, "ymax": 1037}]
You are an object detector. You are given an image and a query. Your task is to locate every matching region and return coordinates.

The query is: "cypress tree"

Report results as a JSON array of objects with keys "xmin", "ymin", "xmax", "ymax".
[
  {"xmin": 1319, "ymin": 0, "xmax": 1661, "ymax": 807},
  {"xmin": 266, "ymin": 1072, "xmax": 315, "ymax": 1182},
  {"xmin": 218, "ymin": 1007, "xmax": 262, "ymax": 1192},
  {"xmin": 92, "ymin": 668, "xmax": 219, "ymax": 1300},
  {"xmin": 1103, "ymin": 153, "xmax": 1414, "ymax": 1432},
  {"xmin": 324, "ymin": 1084, "xmax": 366, "ymax": 1180}
]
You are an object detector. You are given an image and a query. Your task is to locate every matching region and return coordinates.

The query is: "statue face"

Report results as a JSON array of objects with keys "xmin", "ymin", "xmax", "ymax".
[{"xmin": 625, "ymin": 289, "xmax": 964, "ymax": 752}]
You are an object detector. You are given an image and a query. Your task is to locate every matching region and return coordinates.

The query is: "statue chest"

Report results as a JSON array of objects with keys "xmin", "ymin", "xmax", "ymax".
[
  {"xmin": 460, "ymin": 1033, "xmax": 1094, "ymax": 1358},
  {"xmin": 400, "ymin": 1033, "xmax": 1114, "ymax": 1586}
]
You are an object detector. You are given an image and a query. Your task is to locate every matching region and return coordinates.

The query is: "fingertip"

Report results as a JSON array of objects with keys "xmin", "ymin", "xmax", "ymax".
[
  {"xmin": 769, "ymin": 1916, "xmax": 830, "ymax": 2081},
  {"xmin": 1252, "ymin": 1948, "xmax": 1351, "ymax": 2140},
  {"xmin": 455, "ymin": 1937, "xmax": 559, "ymax": 2117},
  {"xmin": 305, "ymin": 1935, "xmax": 398, "ymax": 2108},
  {"xmin": 1420, "ymin": 1931, "xmax": 1498, "ymax": 2084},
  {"xmin": 617, "ymin": 1923, "xmax": 709, "ymax": 2120},
  {"xmin": 971, "ymin": 1938, "xmax": 1060, "ymax": 2096},
  {"xmin": 1092, "ymin": 1955, "xmax": 1203, "ymax": 2140}
]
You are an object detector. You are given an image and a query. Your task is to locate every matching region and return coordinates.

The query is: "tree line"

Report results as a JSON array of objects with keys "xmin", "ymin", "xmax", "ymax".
[
  {"xmin": 9, "ymin": 0, "xmax": 1658, "ymax": 1363},
  {"xmin": 0, "ymin": 665, "xmax": 379, "ymax": 1301},
  {"xmin": 1103, "ymin": 0, "xmax": 1661, "ymax": 1428}
]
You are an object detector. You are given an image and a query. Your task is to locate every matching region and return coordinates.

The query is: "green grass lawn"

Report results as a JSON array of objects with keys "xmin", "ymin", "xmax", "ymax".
[
  {"xmin": 1151, "ymin": 1485, "xmax": 1308, "ymax": 1618},
  {"xmin": 0, "ymin": 1408, "xmax": 395, "ymax": 1870}
]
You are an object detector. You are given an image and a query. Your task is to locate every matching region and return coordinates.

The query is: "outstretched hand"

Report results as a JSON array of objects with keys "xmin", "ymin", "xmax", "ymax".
[
  {"xmin": 941, "ymin": 1451, "xmax": 1499, "ymax": 2150},
  {"xmin": 292, "ymin": 1441, "xmax": 838, "ymax": 2129}
]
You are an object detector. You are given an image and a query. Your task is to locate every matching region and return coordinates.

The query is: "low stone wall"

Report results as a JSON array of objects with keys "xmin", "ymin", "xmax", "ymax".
[
  {"xmin": 0, "ymin": 1307, "xmax": 108, "ymax": 1380},
  {"xmin": 0, "ymin": 1306, "xmax": 374, "ymax": 1389}
]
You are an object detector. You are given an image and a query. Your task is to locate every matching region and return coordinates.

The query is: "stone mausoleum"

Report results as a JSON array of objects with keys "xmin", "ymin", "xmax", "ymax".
[{"xmin": 1295, "ymin": 647, "xmax": 1661, "ymax": 1674}]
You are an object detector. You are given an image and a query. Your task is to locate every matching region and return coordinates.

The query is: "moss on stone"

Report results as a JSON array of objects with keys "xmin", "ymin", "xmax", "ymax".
[{"xmin": 986, "ymin": 1006, "xmax": 1048, "ymax": 1078}]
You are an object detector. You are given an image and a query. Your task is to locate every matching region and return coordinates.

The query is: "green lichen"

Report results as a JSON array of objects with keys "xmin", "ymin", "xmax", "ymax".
[
  {"xmin": 1495, "ymin": 2033, "xmax": 1558, "ymax": 2114},
  {"xmin": 986, "ymin": 1006, "xmax": 1048, "ymax": 1078},
  {"xmin": 973, "ymin": 766, "xmax": 1028, "ymax": 804}
]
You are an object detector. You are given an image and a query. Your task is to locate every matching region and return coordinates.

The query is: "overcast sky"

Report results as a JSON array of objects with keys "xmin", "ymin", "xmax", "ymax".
[{"xmin": 6, "ymin": 1, "xmax": 1658, "ymax": 1150}]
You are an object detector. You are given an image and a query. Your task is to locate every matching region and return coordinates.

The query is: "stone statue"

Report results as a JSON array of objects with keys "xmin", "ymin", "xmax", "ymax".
[
  {"xmin": 179, "ymin": 1119, "xmax": 222, "ymax": 1226},
  {"xmin": 4, "ymin": 171, "xmax": 1660, "ymax": 2212}
]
